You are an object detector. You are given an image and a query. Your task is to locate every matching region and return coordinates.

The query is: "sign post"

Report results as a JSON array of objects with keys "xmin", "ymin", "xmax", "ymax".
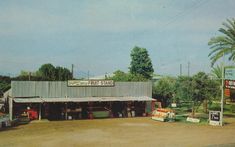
[
  {"xmin": 221, "ymin": 64, "xmax": 224, "ymax": 126},
  {"xmin": 209, "ymin": 111, "xmax": 221, "ymax": 126}
]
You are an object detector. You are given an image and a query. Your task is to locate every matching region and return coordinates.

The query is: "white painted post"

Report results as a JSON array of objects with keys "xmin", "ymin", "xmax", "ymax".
[
  {"xmin": 9, "ymin": 97, "xmax": 13, "ymax": 121},
  {"xmin": 221, "ymin": 52, "xmax": 225, "ymax": 126},
  {"xmin": 39, "ymin": 103, "xmax": 41, "ymax": 120}
]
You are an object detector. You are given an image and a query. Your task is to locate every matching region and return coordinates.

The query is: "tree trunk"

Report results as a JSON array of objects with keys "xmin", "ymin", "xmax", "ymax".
[
  {"xmin": 191, "ymin": 102, "xmax": 195, "ymax": 118},
  {"xmin": 203, "ymin": 99, "xmax": 208, "ymax": 113}
]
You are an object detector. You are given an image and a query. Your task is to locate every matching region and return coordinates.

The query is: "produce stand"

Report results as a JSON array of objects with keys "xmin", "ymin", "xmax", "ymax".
[{"xmin": 152, "ymin": 108, "xmax": 175, "ymax": 122}]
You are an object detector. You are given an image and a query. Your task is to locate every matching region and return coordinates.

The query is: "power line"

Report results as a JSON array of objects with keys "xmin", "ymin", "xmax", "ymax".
[{"xmin": 159, "ymin": 0, "xmax": 210, "ymax": 32}]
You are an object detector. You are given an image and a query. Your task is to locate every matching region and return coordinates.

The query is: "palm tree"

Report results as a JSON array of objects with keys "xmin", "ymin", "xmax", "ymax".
[
  {"xmin": 208, "ymin": 18, "xmax": 235, "ymax": 66},
  {"xmin": 211, "ymin": 64, "xmax": 222, "ymax": 79}
]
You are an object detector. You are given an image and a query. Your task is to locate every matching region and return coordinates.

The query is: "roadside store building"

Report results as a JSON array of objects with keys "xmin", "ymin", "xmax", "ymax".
[{"xmin": 9, "ymin": 80, "xmax": 155, "ymax": 121}]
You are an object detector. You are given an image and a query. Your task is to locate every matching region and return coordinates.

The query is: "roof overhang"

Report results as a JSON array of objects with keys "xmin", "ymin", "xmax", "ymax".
[{"xmin": 13, "ymin": 96, "xmax": 155, "ymax": 103}]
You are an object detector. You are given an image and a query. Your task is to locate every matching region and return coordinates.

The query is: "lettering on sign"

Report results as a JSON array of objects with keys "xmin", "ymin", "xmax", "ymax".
[
  {"xmin": 209, "ymin": 111, "xmax": 221, "ymax": 126},
  {"xmin": 67, "ymin": 80, "xmax": 115, "ymax": 87},
  {"xmin": 225, "ymin": 80, "xmax": 235, "ymax": 89}
]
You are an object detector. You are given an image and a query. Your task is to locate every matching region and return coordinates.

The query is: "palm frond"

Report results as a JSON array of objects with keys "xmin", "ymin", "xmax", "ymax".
[
  {"xmin": 211, "ymin": 65, "xmax": 222, "ymax": 79},
  {"xmin": 208, "ymin": 18, "xmax": 235, "ymax": 66},
  {"xmin": 226, "ymin": 18, "xmax": 235, "ymax": 30}
]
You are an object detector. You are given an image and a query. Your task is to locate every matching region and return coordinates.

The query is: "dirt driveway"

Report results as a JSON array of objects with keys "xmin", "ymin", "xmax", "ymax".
[{"xmin": 1, "ymin": 117, "xmax": 235, "ymax": 147}]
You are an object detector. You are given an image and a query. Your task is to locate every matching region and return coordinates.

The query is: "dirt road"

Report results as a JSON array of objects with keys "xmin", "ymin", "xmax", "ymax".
[{"xmin": 1, "ymin": 117, "xmax": 235, "ymax": 147}]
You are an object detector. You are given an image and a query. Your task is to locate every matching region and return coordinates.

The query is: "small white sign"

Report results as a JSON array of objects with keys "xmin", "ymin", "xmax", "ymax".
[
  {"xmin": 171, "ymin": 103, "xmax": 177, "ymax": 108},
  {"xmin": 186, "ymin": 117, "xmax": 200, "ymax": 123}
]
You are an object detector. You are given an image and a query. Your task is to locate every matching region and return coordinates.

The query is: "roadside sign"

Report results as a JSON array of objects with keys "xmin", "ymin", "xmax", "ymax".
[
  {"xmin": 209, "ymin": 111, "xmax": 221, "ymax": 126},
  {"xmin": 224, "ymin": 67, "xmax": 235, "ymax": 89}
]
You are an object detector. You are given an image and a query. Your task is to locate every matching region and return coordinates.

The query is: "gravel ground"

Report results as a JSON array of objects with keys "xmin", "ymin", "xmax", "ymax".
[{"xmin": 0, "ymin": 117, "xmax": 235, "ymax": 147}]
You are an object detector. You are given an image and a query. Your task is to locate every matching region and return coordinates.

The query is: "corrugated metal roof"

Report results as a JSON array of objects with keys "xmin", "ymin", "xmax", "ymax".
[
  {"xmin": 11, "ymin": 81, "xmax": 152, "ymax": 98},
  {"xmin": 13, "ymin": 96, "xmax": 155, "ymax": 103}
]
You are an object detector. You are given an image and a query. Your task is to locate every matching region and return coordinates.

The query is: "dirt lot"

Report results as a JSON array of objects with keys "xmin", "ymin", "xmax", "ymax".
[{"xmin": 1, "ymin": 117, "xmax": 235, "ymax": 147}]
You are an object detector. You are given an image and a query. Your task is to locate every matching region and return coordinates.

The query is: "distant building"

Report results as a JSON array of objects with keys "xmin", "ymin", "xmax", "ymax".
[
  {"xmin": 89, "ymin": 73, "xmax": 114, "ymax": 80},
  {"xmin": 152, "ymin": 75, "xmax": 163, "ymax": 82}
]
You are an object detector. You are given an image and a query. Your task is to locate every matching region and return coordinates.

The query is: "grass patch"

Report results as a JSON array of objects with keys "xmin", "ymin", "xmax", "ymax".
[
  {"xmin": 175, "ymin": 115, "xmax": 208, "ymax": 125},
  {"xmin": 164, "ymin": 101, "xmax": 235, "ymax": 125}
]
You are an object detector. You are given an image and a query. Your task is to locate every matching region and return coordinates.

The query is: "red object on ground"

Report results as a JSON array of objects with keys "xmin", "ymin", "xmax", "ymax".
[
  {"xmin": 156, "ymin": 108, "xmax": 172, "ymax": 113},
  {"xmin": 27, "ymin": 109, "xmax": 38, "ymax": 120}
]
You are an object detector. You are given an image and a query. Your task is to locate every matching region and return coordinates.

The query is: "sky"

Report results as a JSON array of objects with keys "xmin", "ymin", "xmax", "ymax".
[{"xmin": 0, "ymin": 0, "xmax": 234, "ymax": 78}]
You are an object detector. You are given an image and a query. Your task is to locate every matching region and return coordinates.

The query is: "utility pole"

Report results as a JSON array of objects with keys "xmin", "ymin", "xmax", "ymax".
[
  {"xmin": 71, "ymin": 64, "xmax": 74, "ymax": 79},
  {"xmin": 180, "ymin": 64, "xmax": 182, "ymax": 76},
  {"xmin": 187, "ymin": 62, "xmax": 190, "ymax": 76},
  {"xmin": 28, "ymin": 72, "xmax": 31, "ymax": 81},
  {"xmin": 105, "ymin": 72, "xmax": 108, "ymax": 79},
  {"xmin": 88, "ymin": 70, "xmax": 90, "ymax": 80}
]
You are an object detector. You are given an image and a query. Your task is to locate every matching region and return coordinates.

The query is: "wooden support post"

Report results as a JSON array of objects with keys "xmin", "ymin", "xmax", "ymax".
[
  {"xmin": 9, "ymin": 97, "xmax": 13, "ymax": 121},
  {"xmin": 109, "ymin": 102, "xmax": 113, "ymax": 118},
  {"xmin": 88, "ymin": 102, "xmax": 93, "ymax": 119},
  {"xmin": 144, "ymin": 101, "xmax": 146, "ymax": 115},
  {"xmin": 39, "ymin": 103, "xmax": 42, "ymax": 120},
  {"xmin": 65, "ymin": 103, "xmax": 68, "ymax": 120}
]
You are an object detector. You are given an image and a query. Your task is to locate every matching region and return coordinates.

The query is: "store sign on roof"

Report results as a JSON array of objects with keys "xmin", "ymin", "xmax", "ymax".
[{"xmin": 68, "ymin": 80, "xmax": 114, "ymax": 87}]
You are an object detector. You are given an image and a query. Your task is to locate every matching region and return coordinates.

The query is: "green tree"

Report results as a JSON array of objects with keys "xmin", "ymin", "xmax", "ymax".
[
  {"xmin": 174, "ymin": 76, "xmax": 193, "ymax": 104},
  {"xmin": 129, "ymin": 74, "xmax": 148, "ymax": 81},
  {"xmin": 38, "ymin": 63, "xmax": 56, "ymax": 80},
  {"xmin": 129, "ymin": 46, "xmax": 154, "ymax": 79},
  {"xmin": 20, "ymin": 70, "xmax": 30, "ymax": 76},
  {"xmin": 208, "ymin": 18, "xmax": 235, "ymax": 66},
  {"xmin": 175, "ymin": 72, "xmax": 219, "ymax": 117},
  {"xmin": 110, "ymin": 70, "xmax": 130, "ymax": 81},
  {"xmin": 0, "ymin": 76, "xmax": 11, "ymax": 96},
  {"xmin": 153, "ymin": 77, "xmax": 176, "ymax": 107},
  {"xmin": 110, "ymin": 70, "xmax": 147, "ymax": 82},
  {"xmin": 55, "ymin": 66, "xmax": 72, "ymax": 81}
]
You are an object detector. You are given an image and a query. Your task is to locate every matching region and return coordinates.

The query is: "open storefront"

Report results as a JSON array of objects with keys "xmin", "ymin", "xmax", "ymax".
[{"xmin": 12, "ymin": 96, "xmax": 154, "ymax": 120}]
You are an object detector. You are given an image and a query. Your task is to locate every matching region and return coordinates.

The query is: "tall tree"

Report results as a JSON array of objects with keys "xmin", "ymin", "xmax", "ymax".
[
  {"xmin": 54, "ymin": 66, "xmax": 72, "ymax": 81},
  {"xmin": 208, "ymin": 18, "xmax": 235, "ymax": 66},
  {"xmin": 38, "ymin": 63, "xmax": 56, "ymax": 80},
  {"xmin": 129, "ymin": 46, "xmax": 154, "ymax": 79}
]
